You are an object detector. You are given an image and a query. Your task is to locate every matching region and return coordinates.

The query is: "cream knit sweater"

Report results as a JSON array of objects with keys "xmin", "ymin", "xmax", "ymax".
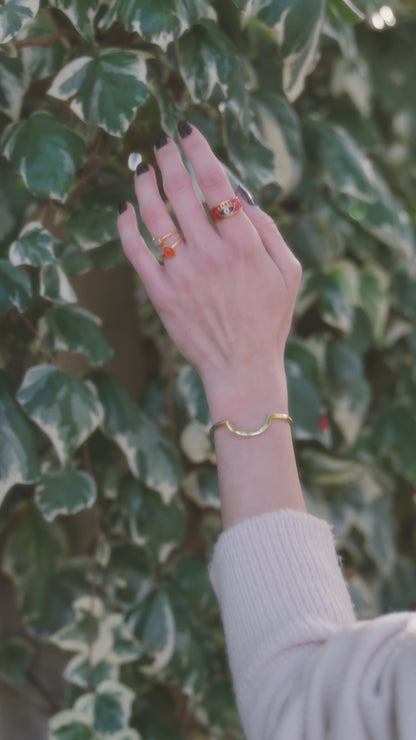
[{"xmin": 209, "ymin": 509, "xmax": 416, "ymax": 740}]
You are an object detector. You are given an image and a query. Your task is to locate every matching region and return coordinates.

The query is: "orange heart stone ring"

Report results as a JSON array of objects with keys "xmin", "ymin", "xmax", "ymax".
[{"xmin": 209, "ymin": 197, "xmax": 242, "ymax": 221}]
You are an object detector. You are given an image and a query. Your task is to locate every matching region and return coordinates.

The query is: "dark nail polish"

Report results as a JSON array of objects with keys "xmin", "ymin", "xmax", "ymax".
[
  {"xmin": 118, "ymin": 201, "xmax": 128, "ymax": 214},
  {"xmin": 136, "ymin": 161, "xmax": 149, "ymax": 176},
  {"xmin": 154, "ymin": 134, "xmax": 168, "ymax": 149},
  {"xmin": 236, "ymin": 183, "xmax": 255, "ymax": 206},
  {"xmin": 177, "ymin": 120, "xmax": 192, "ymax": 138}
]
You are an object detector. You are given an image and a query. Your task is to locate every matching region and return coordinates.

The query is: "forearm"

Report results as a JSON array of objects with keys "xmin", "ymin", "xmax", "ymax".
[{"xmin": 203, "ymin": 359, "xmax": 306, "ymax": 530}]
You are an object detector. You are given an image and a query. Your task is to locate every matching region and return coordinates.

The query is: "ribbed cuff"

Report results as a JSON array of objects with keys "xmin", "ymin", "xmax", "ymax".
[{"xmin": 209, "ymin": 509, "xmax": 356, "ymax": 689}]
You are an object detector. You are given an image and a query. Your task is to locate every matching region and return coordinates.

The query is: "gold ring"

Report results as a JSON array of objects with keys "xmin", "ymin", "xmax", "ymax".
[{"xmin": 152, "ymin": 229, "xmax": 183, "ymax": 258}]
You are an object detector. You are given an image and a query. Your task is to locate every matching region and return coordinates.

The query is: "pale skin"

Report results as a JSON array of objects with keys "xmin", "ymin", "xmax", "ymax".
[{"xmin": 118, "ymin": 123, "xmax": 306, "ymax": 530}]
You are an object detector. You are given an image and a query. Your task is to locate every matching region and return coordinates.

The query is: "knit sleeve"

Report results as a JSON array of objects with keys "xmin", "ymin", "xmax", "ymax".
[{"xmin": 209, "ymin": 509, "xmax": 416, "ymax": 740}]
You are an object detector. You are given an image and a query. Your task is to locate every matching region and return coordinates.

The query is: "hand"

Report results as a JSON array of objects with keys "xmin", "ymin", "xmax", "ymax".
[{"xmin": 117, "ymin": 122, "xmax": 302, "ymax": 399}]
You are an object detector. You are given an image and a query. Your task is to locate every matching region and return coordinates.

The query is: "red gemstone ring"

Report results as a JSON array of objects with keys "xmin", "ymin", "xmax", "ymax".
[
  {"xmin": 152, "ymin": 229, "xmax": 183, "ymax": 259},
  {"xmin": 209, "ymin": 197, "xmax": 242, "ymax": 221}
]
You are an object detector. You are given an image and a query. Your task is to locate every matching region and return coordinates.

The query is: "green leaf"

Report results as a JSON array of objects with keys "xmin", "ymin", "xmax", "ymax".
[
  {"xmin": 232, "ymin": 0, "xmax": 274, "ymax": 14},
  {"xmin": 75, "ymin": 681, "xmax": 135, "ymax": 736},
  {"xmin": 258, "ymin": 0, "xmax": 326, "ymax": 101},
  {"xmin": 0, "ymin": 372, "xmax": 40, "ymax": 503},
  {"xmin": 9, "ymin": 221, "xmax": 57, "ymax": 267},
  {"xmin": 100, "ymin": 0, "xmax": 216, "ymax": 51},
  {"xmin": 17, "ymin": 365, "xmax": 104, "ymax": 465},
  {"xmin": 120, "ymin": 476, "xmax": 186, "ymax": 563},
  {"xmin": 2, "ymin": 502, "xmax": 64, "ymax": 625},
  {"xmin": 40, "ymin": 263, "xmax": 77, "ymax": 304},
  {"xmin": 177, "ymin": 20, "xmax": 246, "ymax": 106},
  {"xmin": 1, "ymin": 111, "xmax": 86, "ymax": 201},
  {"xmin": 48, "ymin": 49, "xmax": 150, "ymax": 137},
  {"xmin": 223, "ymin": 106, "xmax": 277, "ymax": 191},
  {"xmin": 300, "ymin": 449, "xmax": 365, "ymax": 486},
  {"xmin": 66, "ymin": 206, "xmax": 119, "ymax": 251},
  {"xmin": 358, "ymin": 264, "xmax": 390, "ymax": 343},
  {"xmin": 35, "ymin": 470, "xmax": 97, "ymax": 522},
  {"xmin": 328, "ymin": 0, "xmax": 365, "ymax": 24},
  {"xmin": 0, "ymin": 259, "xmax": 31, "ymax": 317},
  {"xmin": 91, "ymin": 372, "xmax": 183, "ymax": 504},
  {"xmin": 64, "ymin": 653, "xmax": 118, "ymax": 689},
  {"xmin": 183, "ymin": 468, "xmax": 221, "ymax": 509},
  {"xmin": 43, "ymin": 305, "xmax": 113, "ymax": 366},
  {"xmin": 51, "ymin": 595, "xmax": 104, "ymax": 653},
  {"xmin": 0, "ymin": 637, "xmax": 34, "ymax": 690},
  {"xmin": 50, "ymin": 0, "xmax": 99, "ymax": 38},
  {"xmin": 176, "ymin": 365, "xmax": 210, "ymax": 426},
  {"xmin": 49, "ymin": 714, "xmax": 96, "ymax": 740},
  {"xmin": 0, "ymin": 54, "xmax": 27, "ymax": 120},
  {"xmin": 108, "ymin": 542, "xmax": 150, "ymax": 609},
  {"xmin": 372, "ymin": 404, "xmax": 416, "ymax": 484},
  {"xmin": 19, "ymin": 15, "xmax": 68, "ymax": 81},
  {"xmin": 0, "ymin": 0, "xmax": 39, "ymax": 43},
  {"xmin": 130, "ymin": 590, "xmax": 175, "ymax": 676}
]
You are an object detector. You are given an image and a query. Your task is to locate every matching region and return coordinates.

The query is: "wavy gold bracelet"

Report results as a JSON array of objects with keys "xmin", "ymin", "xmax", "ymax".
[{"xmin": 209, "ymin": 412, "xmax": 293, "ymax": 438}]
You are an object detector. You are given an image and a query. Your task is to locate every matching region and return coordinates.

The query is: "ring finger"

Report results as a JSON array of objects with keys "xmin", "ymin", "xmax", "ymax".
[{"xmin": 134, "ymin": 162, "xmax": 185, "ymax": 262}]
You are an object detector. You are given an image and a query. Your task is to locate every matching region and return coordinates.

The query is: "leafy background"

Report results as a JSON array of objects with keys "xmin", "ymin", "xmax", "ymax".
[{"xmin": 1, "ymin": 0, "xmax": 416, "ymax": 737}]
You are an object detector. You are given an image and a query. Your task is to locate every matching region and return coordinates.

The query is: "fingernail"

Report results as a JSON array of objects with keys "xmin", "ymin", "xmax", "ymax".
[
  {"xmin": 154, "ymin": 134, "xmax": 168, "ymax": 149},
  {"xmin": 118, "ymin": 201, "xmax": 128, "ymax": 214},
  {"xmin": 236, "ymin": 184, "xmax": 255, "ymax": 206},
  {"xmin": 136, "ymin": 161, "xmax": 149, "ymax": 176},
  {"xmin": 177, "ymin": 120, "xmax": 192, "ymax": 138}
]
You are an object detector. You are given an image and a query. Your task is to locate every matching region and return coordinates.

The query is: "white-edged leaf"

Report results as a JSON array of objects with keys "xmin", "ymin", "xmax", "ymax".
[
  {"xmin": 130, "ymin": 590, "xmax": 175, "ymax": 676},
  {"xmin": 180, "ymin": 421, "xmax": 215, "ymax": 463},
  {"xmin": 183, "ymin": 469, "xmax": 221, "ymax": 510},
  {"xmin": 50, "ymin": 0, "xmax": 99, "ymax": 38},
  {"xmin": 16, "ymin": 365, "xmax": 104, "ymax": 465},
  {"xmin": 0, "ymin": 0, "xmax": 39, "ymax": 43},
  {"xmin": 9, "ymin": 221, "xmax": 57, "ymax": 267},
  {"xmin": 74, "ymin": 681, "xmax": 135, "ymax": 736},
  {"xmin": 0, "ymin": 259, "xmax": 31, "ymax": 317},
  {"xmin": 51, "ymin": 595, "xmax": 105, "ymax": 653},
  {"xmin": 64, "ymin": 653, "xmax": 118, "ymax": 689},
  {"xmin": 48, "ymin": 49, "xmax": 150, "ymax": 137},
  {"xmin": 91, "ymin": 372, "xmax": 183, "ymax": 504},
  {"xmin": 0, "ymin": 372, "xmax": 40, "ymax": 504},
  {"xmin": 1, "ymin": 111, "xmax": 86, "ymax": 201},
  {"xmin": 258, "ymin": 0, "xmax": 326, "ymax": 101},
  {"xmin": 66, "ymin": 206, "xmax": 119, "ymax": 251},
  {"xmin": 40, "ymin": 263, "xmax": 77, "ymax": 304},
  {"xmin": 176, "ymin": 365, "xmax": 210, "ymax": 425},
  {"xmin": 100, "ymin": 0, "xmax": 216, "ymax": 51},
  {"xmin": 35, "ymin": 470, "xmax": 97, "ymax": 522},
  {"xmin": 0, "ymin": 54, "xmax": 27, "ymax": 120},
  {"xmin": 49, "ymin": 712, "xmax": 95, "ymax": 740},
  {"xmin": 43, "ymin": 305, "xmax": 113, "ymax": 366}
]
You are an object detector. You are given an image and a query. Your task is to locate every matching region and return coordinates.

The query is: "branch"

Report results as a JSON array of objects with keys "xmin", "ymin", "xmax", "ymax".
[{"xmin": 13, "ymin": 29, "xmax": 77, "ymax": 49}]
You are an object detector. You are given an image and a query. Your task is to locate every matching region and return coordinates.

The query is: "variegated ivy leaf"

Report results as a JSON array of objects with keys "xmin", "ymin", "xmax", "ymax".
[
  {"xmin": 100, "ymin": 0, "xmax": 216, "ymax": 52},
  {"xmin": 48, "ymin": 49, "xmax": 150, "ymax": 137},
  {"xmin": 91, "ymin": 372, "xmax": 184, "ymax": 504},
  {"xmin": 0, "ymin": 0, "xmax": 39, "ymax": 43},
  {"xmin": 108, "ymin": 542, "xmax": 151, "ymax": 609},
  {"xmin": 51, "ymin": 595, "xmax": 105, "ymax": 653},
  {"xmin": 40, "ymin": 263, "xmax": 77, "ymax": 304},
  {"xmin": 113, "ymin": 731, "xmax": 142, "ymax": 740},
  {"xmin": 130, "ymin": 590, "xmax": 175, "ymax": 676},
  {"xmin": 180, "ymin": 421, "xmax": 215, "ymax": 464},
  {"xmin": 49, "ymin": 713, "xmax": 96, "ymax": 740},
  {"xmin": 232, "ymin": 0, "xmax": 274, "ymax": 17},
  {"xmin": 0, "ymin": 259, "xmax": 31, "ymax": 317},
  {"xmin": 1, "ymin": 111, "xmax": 86, "ymax": 201},
  {"xmin": 74, "ymin": 681, "xmax": 135, "ymax": 737},
  {"xmin": 328, "ymin": 0, "xmax": 365, "ymax": 24},
  {"xmin": 183, "ymin": 469, "xmax": 221, "ymax": 510},
  {"xmin": 19, "ymin": 16, "xmax": 68, "ymax": 81},
  {"xmin": 223, "ymin": 106, "xmax": 277, "ymax": 192},
  {"xmin": 304, "ymin": 117, "xmax": 416, "ymax": 264},
  {"xmin": 177, "ymin": 20, "xmax": 246, "ymax": 106},
  {"xmin": 258, "ymin": 0, "xmax": 326, "ymax": 101},
  {"xmin": 0, "ymin": 373, "xmax": 40, "ymax": 504},
  {"xmin": 66, "ymin": 206, "xmax": 119, "ymax": 251},
  {"xmin": 17, "ymin": 365, "xmax": 104, "ymax": 465},
  {"xmin": 0, "ymin": 637, "xmax": 34, "ymax": 690},
  {"xmin": 0, "ymin": 54, "xmax": 27, "ymax": 120},
  {"xmin": 359, "ymin": 264, "xmax": 390, "ymax": 343},
  {"xmin": 120, "ymin": 476, "xmax": 186, "ymax": 564},
  {"xmin": 35, "ymin": 470, "xmax": 97, "ymax": 522},
  {"xmin": 299, "ymin": 449, "xmax": 365, "ymax": 486},
  {"xmin": 50, "ymin": 0, "xmax": 99, "ymax": 39},
  {"xmin": 43, "ymin": 305, "xmax": 113, "ymax": 366},
  {"xmin": 176, "ymin": 365, "xmax": 210, "ymax": 426},
  {"xmin": 64, "ymin": 653, "xmax": 118, "ymax": 689},
  {"xmin": 9, "ymin": 221, "xmax": 57, "ymax": 267}
]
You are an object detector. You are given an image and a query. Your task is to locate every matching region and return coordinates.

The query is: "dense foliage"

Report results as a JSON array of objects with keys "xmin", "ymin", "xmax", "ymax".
[{"xmin": 0, "ymin": 0, "xmax": 416, "ymax": 737}]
